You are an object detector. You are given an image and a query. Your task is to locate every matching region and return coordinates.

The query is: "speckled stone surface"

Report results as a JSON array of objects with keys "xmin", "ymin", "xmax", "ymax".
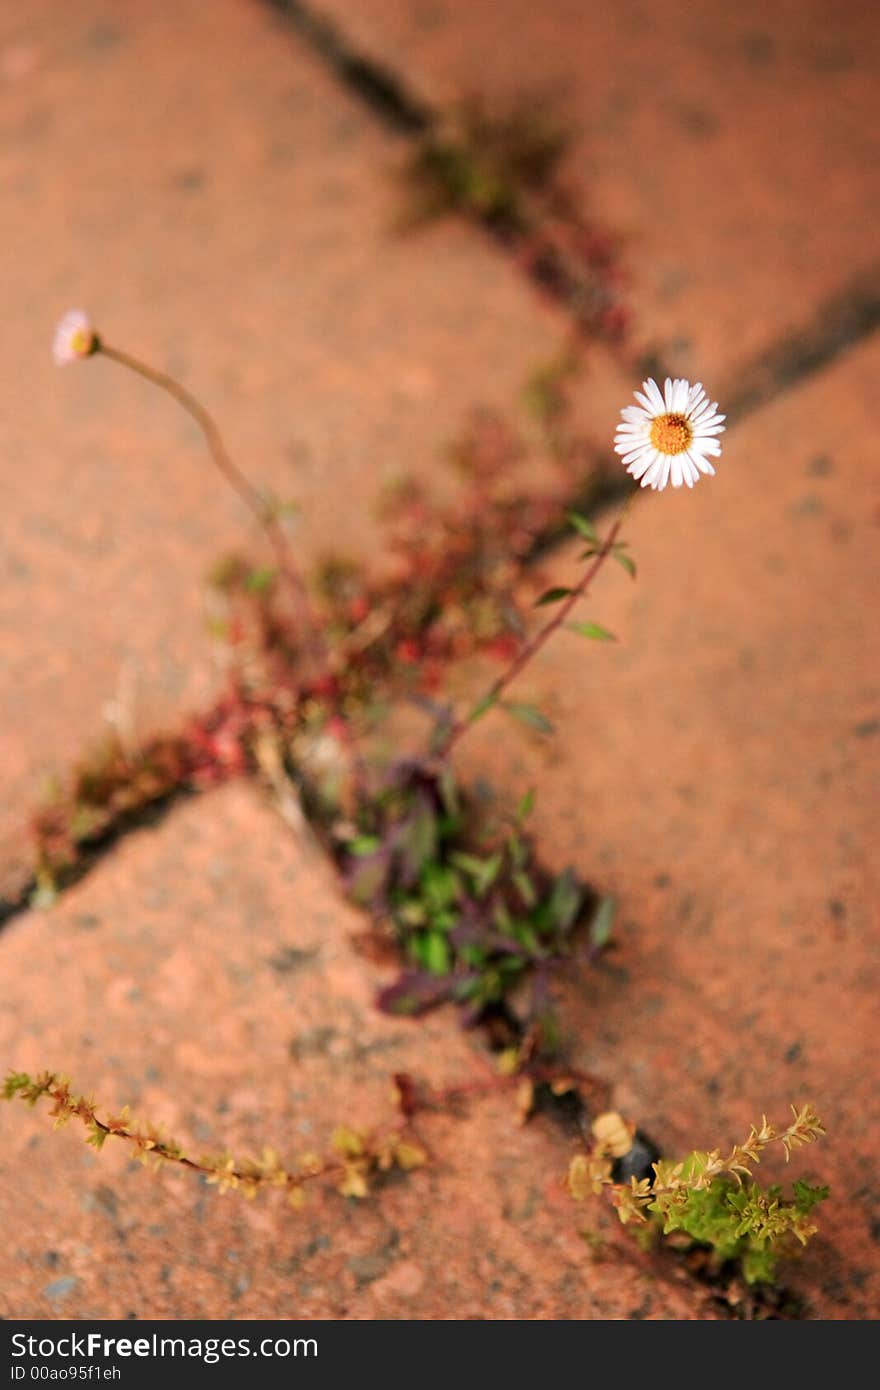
[
  {"xmin": 0, "ymin": 784, "xmax": 713, "ymax": 1320},
  {"xmin": 1, "ymin": 0, "xmax": 620, "ymax": 864},
  {"xmin": 1, "ymin": 0, "xmax": 877, "ymax": 1323},
  {"xmin": 444, "ymin": 334, "xmax": 880, "ymax": 1318},
  {"xmin": 304, "ymin": 0, "xmax": 880, "ymax": 383}
]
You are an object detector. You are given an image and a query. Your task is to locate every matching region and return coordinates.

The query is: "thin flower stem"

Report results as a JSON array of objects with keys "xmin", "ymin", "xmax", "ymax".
[
  {"xmin": 98, "ymin": 341, "xmax": 367, "ymax": 798},
  {"xmin": 98, "ymin": 341, "xmax": 318, "ymax": 646},
  {"xmin": 436, "ymin": 491, "xmax": 637, "ymax": 761}
]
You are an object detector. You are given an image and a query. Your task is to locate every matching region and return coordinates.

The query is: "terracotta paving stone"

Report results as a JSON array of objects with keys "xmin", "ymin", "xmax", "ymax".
[
  {"xmin": 2, "ymin": 0, "xmax": 877, "ymax": 1325},
  {"xmin": 0, "ymin": 782, "xmax": 714, "ymax": 1320},
  {"xmin": 438, "ymin": 335, "xmax": 880, "ymax": 1318},
  {"xmin": 1, "ymin": 0, "xmax": 624, "ymax": 863},
  {"xmin": 305, "ymin": 0, "xmax": 880, "ymax": 383}
]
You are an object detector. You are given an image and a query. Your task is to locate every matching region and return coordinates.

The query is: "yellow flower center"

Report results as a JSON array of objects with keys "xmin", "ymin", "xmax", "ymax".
[
  {"xmin": 70, "ymin": 328, "xmax": 93, "ymax": 356},
  {"xmin": 649, "ymin": 412, "xmax": 692, "ymax": 456}
]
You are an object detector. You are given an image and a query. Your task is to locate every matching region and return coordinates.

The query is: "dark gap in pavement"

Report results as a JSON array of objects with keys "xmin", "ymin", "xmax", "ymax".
[
  {"xmin": 265, "ymin": 0, "xmax": 431, "ymax": 134},
  {"xmin": 2, "ymin": 8, "xmax": 877, "ymax": 928},
  {"xmin": 0, "ymin": 790, "xmax": 195, "ymax": 932},
  {"xmin": 720, "ymin": 267, "xmax": 880, "ymax": 424},
  {"xmin": 268, "ymin": 1, "xmax": 880, "ymax": 409}
]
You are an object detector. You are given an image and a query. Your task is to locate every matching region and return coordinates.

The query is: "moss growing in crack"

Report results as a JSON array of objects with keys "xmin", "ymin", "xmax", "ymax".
[{"xmin": 568, "ymin": 1105, "xmax": 829, "ymax": 1291}]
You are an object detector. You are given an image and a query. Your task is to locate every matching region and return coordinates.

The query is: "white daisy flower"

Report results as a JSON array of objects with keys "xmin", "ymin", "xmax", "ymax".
[
  {"xmin": 52, "ymin": 309, "xmax": 97, "ymax": 365},
  {"xmin": 614, "ymin": 377, "xmax": 725, "ymax": 490}
]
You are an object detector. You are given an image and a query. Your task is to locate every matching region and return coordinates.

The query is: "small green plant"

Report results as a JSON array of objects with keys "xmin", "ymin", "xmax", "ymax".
[
  {"xmin": 568, "ymin": 1105, "xmax": 829, "ymax": 1287},
  {"xmin": 37, "ymin": 308, "xmax": 831, "ymax": 1319},
  {"xmin": 342, "ymin": 764, "xmax": 615, "ymax": 1034}
]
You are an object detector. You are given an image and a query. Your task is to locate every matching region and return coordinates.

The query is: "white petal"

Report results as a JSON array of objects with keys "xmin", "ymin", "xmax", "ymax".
[
  {"xmin": 629, "ymin": 456, "xmax": 654, "ymax": 480},
  {"xmin": 670, "ymin": 457, "xmax": 683, "ymax": 487},
  {"xmin": 628, "ymin": 447, "xmax": 656, "ymax": 480},
  {"xmin": 643, "ymin": 379, "xmax": 665, "ymax": 413},
  {"xmin": 642, "ymin": 455, "xmax": 662, "ymax": 489},
  {"xmin": 52, "ymin": 309, "xmax": 92, "ymax": 365}
]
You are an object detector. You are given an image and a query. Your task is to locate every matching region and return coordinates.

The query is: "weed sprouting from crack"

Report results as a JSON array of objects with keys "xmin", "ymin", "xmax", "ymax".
[{"xmin": 6, "ymin": 312, "xmax": 826, "ymax": 1314}]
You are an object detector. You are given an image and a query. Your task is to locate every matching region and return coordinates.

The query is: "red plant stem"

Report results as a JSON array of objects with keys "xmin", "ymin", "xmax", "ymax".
[
  {"xmin": 436, "ymin": 491, "xmax": 636, "ymax": 761},
  {"xmin": 98, "ymin": 341, "xmax": 367, "ymax": 797},
  {"xmin": 423, "ymin": 1064, "xmax": 611, "ymax": 1112}
]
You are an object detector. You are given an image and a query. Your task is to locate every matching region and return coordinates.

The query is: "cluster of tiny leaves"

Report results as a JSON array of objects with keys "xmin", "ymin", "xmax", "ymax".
[
  {"xmin": 344, "ymin": 765, "xmax": 613, "ymax": 1030},
  {"xmin": 568, "ymin": 1105, "xmax": 829, "ymax": 1285},
  {"xmin": 3, "ymin": 1071, "xmax": 427, "ymax": 1207}
]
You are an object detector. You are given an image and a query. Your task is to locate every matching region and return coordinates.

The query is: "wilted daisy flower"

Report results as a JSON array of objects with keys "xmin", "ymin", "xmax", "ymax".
[
  {"xmin": 52, "ymin": 309, "xmax": 97, "ymax": 365},
  {"xmin": 614, "ymin": 378, "xmax": 725, "ymax": 490}
]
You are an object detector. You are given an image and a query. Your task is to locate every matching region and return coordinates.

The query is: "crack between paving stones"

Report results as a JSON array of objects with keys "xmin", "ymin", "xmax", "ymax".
[
  {"xmin": 3, "ymin": 262, "xmax": 878, "ymax": 926},
  {"xmin": 266, "ymin": 0, "xmax": 880, "ymax": 408},
  {"xmin": 265, "ymin": 0, "xmax": 432, "ymax": 134},
  {"xmin": 0, "ymin": 6, "xmax": 854, "ymax": 1323},
  {"xmin": 3, "ymin": 6, "xmax": 877, "ymax": 920}
]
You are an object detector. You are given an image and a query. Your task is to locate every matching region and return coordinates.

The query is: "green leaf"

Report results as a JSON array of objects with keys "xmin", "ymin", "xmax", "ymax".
[
  {"xmin": 792, "ymin": 1181, "xmax": 830, "ymax": 1214},
  {"xmin": 467, "ymin": 692, "xmax": 498, "ymax": 723},
  {"xmin": 423, "ymin": 931, "xmax": 451, "ymax": 975},
  {"xmin": 613, "ymin": 550, "xmax": 637, "ymax": 579},
  {"xmin": 567, "ymin": 512, "xmax": 599, "ymax": 543},
  {"xmin": 87, "ymin": 1123, "xmax": 108, "ymax": 1151},
  {"xmin": 420, "ymin": 862, "xmax": 461, "ymax": 913},
  {"xmin": 438, "ymin": 766, "xmax": 460, "ymax": 818},
  {"xmin": 589, "ymin": 895, "xmax": 615, "ymax": 950},
  {"xmin": 507, "ymin": 832, "xmax": 527, "ymax": 870},
  {"xmin": 504, "ymin": 702, "xmax": 555, "ymax": 735},
  {"xmin": 349, "ymin": 835, "xmax": 381, "ymax": 857},
  {"xmin": 515, "ymin": 787, "xmax": 535, "ymax": 823},
  {"xmin": 450, "ymin": 851, "xmax": 501, "ymax": 898},
  {"xmin": 244, "ymin": 566, "xmax": 277, "ymax": 593},
  {"xmin": 513, "ymin": 870, "xmax": 537, "ymax": 908},
  {"xmin": 534, "ymin": 586, "xmax": 572, "ymax": 608},
  {"xmin": 449, "ymin": 851, "xmax": 489, "ymax": 879},
  {"xmin": 567, "ymin": 621, "xmax": 616, "ymax": 642},
  {"xmin": 474, "ymin": 854, "xmax": 502, "ymax": 897},
  {"xmin": 546, "ymin": 868, "xmax": 583, "ymax": 934}
]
